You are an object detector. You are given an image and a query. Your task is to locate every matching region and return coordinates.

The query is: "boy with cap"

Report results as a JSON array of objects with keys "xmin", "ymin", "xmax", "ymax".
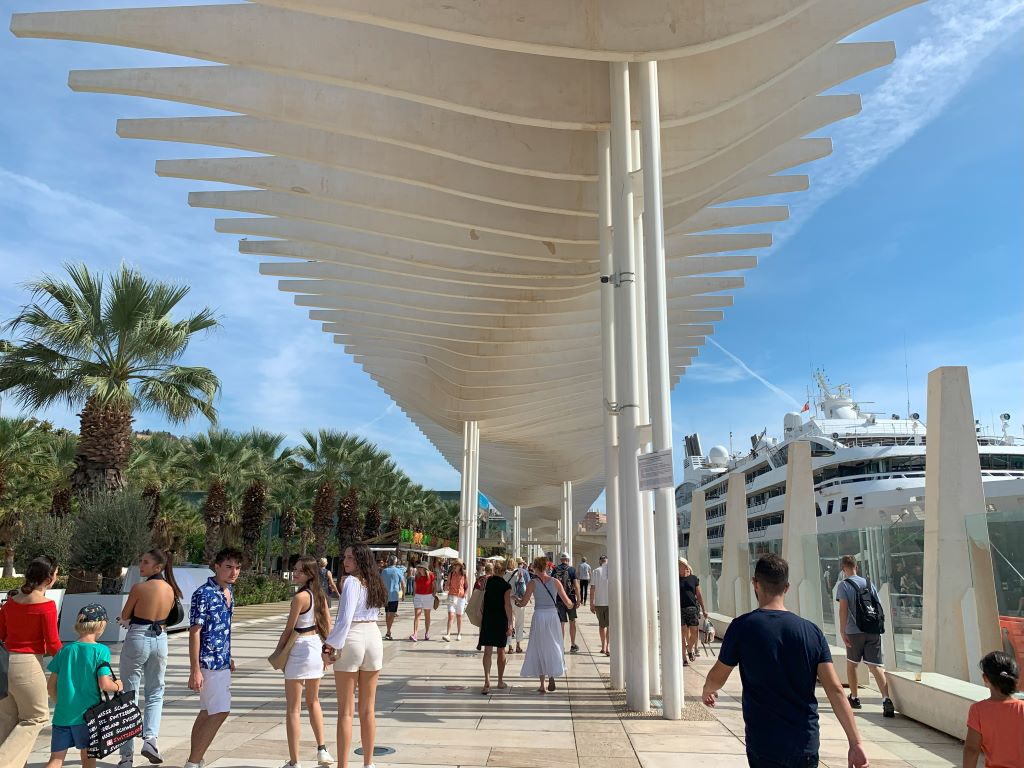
[{"xmin": 46, "ymin": 603, "xmax": 124, "ymax": 768}]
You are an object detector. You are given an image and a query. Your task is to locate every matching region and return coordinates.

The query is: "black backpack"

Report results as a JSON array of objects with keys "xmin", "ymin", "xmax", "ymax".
[{"xmin": 853, "ymin": 577, "xmax": 885, "ymax": 634}]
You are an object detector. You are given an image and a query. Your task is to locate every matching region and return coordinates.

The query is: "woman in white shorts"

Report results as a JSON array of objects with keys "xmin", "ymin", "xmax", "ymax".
[
  {"xmin": 410, "ymin": 563, "xmax": 437, "ymax": 641},
  {"xmin": 322, "ymin": 545, "xmax": 388, "ymax": 768},
  {"xmin": 274, "ymin": 556, "xmax": 333, "ymax": 768},
  {"xmin": 442, "ymin": 561, "xmax": 467, "ymax": 642}
]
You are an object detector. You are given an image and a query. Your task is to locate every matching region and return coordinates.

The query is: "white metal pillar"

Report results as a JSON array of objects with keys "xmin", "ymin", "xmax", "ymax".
[
  {"xmin": 459, "ymin": 421, "xmax": 474, "ymax": 567},
  {"xmin": 561, "ymin": 480, "xmax": 574, "ymax": 560},
  {"xmin": 640, "ymin": 60, "xmax": 684, "ymax": 719},
  {"xmin": 610, "ymin": 60, "xmax": 650, "ymax": 712},
  {"xmin": 632, "ymin": 127, "xmax": 661, "ymax": 699},
  {"xmin": 599, "ymin": 131, "xmax": 626, "ymax": 690},
  {"xmin": 513, "ymin": 505, "xmax": 522, "ymax": 557},
  {"xmin": 468, "ymin": 421, "xmax": 480, "ymax": 572}
]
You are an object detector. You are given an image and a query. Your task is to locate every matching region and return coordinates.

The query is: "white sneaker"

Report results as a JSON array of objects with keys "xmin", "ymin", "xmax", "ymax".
[
  {"xmin": 279, "ymin": 762, "xmax": 300, "ymax": 768},
  {"xmin": 441, "ymin": 634, "xmax": 451, "ymax": 642},
  {"xmin": 456, "ymin": 633, "xmax": 462, "ymax": 641},
  {"xmin": 118, "ymin": 757, "xmax": 133, "ymax": 768},
  {"xmin": 184, "ymin": 762, "xmax": 204, "ymax": 768},
  {"xmin": 317, "ymin": 747, "xmax": 334, "ymax": 765}
]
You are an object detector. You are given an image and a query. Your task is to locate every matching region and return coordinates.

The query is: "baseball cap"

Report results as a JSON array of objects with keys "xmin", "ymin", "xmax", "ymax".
[
  {"xmin": 77, "ymin": 603, "xmax": 108, "ymax": 623},
  {"xmin": 559, "ymin": 552, "xmax": 570, "ymax": 560},
  {"xmin": 599, "ymin": 555, "xmax": 608, "ymax": 561}
]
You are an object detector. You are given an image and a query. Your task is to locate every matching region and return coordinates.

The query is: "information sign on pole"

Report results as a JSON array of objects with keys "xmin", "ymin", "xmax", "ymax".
[{"xmin": 637, "ymin": 448, "xmax": 674, "ymax": 491}]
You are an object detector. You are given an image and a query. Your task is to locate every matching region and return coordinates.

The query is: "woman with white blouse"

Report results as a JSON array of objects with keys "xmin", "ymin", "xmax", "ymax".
[{"xmin": 321, "ymin": 545, "xmax": 388, "ymax": 768}]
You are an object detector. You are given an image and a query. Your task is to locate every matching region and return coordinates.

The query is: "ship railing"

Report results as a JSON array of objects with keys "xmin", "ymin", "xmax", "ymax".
[{"xmin": 816, "ymin": 470, "xmax": 927, "ymax": 492}]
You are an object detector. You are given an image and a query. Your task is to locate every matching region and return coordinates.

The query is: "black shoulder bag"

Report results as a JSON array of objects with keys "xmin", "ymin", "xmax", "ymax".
[{"xmin": 83, "ymin": 664, "xmax": 143, "ymax": 757}]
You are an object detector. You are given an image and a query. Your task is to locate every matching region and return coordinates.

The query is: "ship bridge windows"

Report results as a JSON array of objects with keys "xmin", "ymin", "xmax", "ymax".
[
  {"xmin": 745, "ymin": 464, "xmax": 772, "ymax": 485},
  {"xmin": 980, "ymin": 454, "xmax": 1024, "ymax": 470},
  {"xmin": 840, "ymin": 497, "xmax": 849, "ymax": 513},
  {"xmin": 826, "ymin": 499, "xmax": 835, "ymax": 515}
]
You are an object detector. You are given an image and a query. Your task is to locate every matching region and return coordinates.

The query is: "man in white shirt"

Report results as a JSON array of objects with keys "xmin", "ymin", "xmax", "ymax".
[{"xmin": 589, "ymin": 555, "xmax": 610, "ymax": 656}]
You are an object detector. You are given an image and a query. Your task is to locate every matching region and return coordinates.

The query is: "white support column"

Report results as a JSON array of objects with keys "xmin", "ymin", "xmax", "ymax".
[
  {"xmin": 599, "ymin": 130, "xmax": 625, "ymax": 691},
  {"xmin": 719, "ymin": 472, "xmax": 752, "ymax": 617},
  {"xmin": 921, "ymin": 367, "xmax": 1001, "ymax": 680},
  {"xmin": 459, "ymin": 421, "xmax": 473, "ymax": 567},
  {"xmin": 781, "ymin": 440, "xmax": 823, "ymax": 625},
  {"xmin": 466, "ymin": 421, "xmax": 480, "ymax": 581},
  {"xmin": 610, "ymin": 60, "xmax": 650, "ymax": 712},
  {"xmin": 631, "ymin": 128, "xmax": 661, "ymax": 700},
  {"xmin": 513, "ymin": 505, "xmax": 522, "ymax": 557},
  {"xmin": 526, "ymin": 527, "xmax": 534, "ymax": 560},
  {"xmin": 639, "ymin": 60, "xmax": 683, "ymax": 719},
  {"xmin": 565, "ymin": 481, "xmax": 574, "ymax": 560}
]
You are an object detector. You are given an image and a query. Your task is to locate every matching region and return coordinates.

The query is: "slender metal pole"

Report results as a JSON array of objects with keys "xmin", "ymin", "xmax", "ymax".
[
  {"xmin": 610, "ymin": 60, "xmax": 650, "ymax": 712},
  {"xmin": 513, "ymin": 505, "xmax": 522, "ymax": 557},
  {"xmin": 460, "ymin": 421, "xmax": 472, "ymax": 567},
  {"xmin": 599, "ymin": 131, "xmax": 626, "ymax": 690},
  {"xmin": 632, "ymin": 127, "xmax": 661, "ymax": 699},
  {"xmin": 469, "ymin": 421, "xmax": 480, "ymax": 571},
  {"xmin": 640, "ymin": 60, "xmax": 684, "ymax": 719}
]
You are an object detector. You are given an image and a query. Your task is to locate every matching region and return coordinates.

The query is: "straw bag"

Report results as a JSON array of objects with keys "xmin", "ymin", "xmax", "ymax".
[
  {"xmin": 466, "ymin": 588, "xmax": 485, "ymax": 627},
  {"xmin": 268, "ymin": 630, "xmax": 298, "ymax": 671}
]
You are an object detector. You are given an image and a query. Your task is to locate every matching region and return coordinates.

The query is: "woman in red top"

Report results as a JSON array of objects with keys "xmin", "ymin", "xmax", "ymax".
[
  {"xmin": 409, "ymin": 563, "xmax": 436, "ymax": 641},
  {"xmin": 0, "ymin": 556, "xmax": 61, "ymax": 768}
]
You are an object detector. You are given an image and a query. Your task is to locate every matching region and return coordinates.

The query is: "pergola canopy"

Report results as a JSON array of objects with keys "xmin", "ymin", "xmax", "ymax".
[{"xmin": 10, "ymin": 0, "xmax": 917, "ymax": 532}]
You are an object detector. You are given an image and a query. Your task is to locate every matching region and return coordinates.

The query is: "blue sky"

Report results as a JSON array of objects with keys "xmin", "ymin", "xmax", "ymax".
[{"xmin": 1, "ymin": 1, "xmax": 1022, "ymax": 503}]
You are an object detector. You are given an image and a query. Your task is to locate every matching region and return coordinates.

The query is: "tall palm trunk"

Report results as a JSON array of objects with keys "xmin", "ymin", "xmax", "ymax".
[
  {"xmin": 363, "ymin": 502, "xmax": 383, "ymax": 541},
  {"xmin": 71, "ymin": 396, "xmax": 133, "ymax": 494},
  {"xmin": 281, "ymin": 505, "xmax": 297, "ymax": 573},
  {"xmin": 203, "ymin": 479, "xmax": 228, "ymax": 564},
  {"xmin": 240, "ymin": 480, "xmax": 267, "ymax": 571},
  {"xmin": 337, "ymin": 486, "xmax": 360, "ymax": 551},
  {"xmin": 312, "ymin": 481, "xmax": 335, "ymax": 560}
]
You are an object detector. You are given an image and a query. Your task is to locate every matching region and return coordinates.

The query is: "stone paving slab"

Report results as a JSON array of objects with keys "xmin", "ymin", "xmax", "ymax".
[{"xmin": 23, "ymin": 595, "xmax": 964, "ymax": 768}]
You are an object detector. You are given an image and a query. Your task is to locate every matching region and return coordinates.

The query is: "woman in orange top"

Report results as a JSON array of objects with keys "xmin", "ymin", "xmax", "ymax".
[
  {"xmin": 963, "ymin": 651, "xmax": 1023, "ymax": 768},
  {"xmin": 409, "ymin": 563, "xmax": 436, "ymax": 641},
  {"xmin": 442, "ymin": 561, "xmax": 468, "ymax": 642},
  {"xmin": 0, "ymin": 556, "xmax": 62, "ymax": 768}
]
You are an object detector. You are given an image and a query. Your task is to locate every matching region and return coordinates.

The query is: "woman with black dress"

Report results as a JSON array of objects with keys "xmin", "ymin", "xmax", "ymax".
[{"xmin": 477, "ymin": 561, "xmax": 514, "ymax": 694}]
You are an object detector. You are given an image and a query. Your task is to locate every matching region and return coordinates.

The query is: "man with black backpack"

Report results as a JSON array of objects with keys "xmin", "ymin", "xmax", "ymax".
[{"xmin": 837, "ymin": 554, "xmax": 896, "ymax": 717}]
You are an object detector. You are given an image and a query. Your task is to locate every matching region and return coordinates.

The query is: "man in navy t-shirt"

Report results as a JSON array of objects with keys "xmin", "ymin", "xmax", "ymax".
[{"xmin": 702, "ymin": 554, "xmax": 867, "ymax": 768}]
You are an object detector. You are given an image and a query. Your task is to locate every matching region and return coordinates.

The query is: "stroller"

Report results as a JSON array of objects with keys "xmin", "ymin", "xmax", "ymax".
[{"xmin": 699, "ymin": 616, "xmax": 717, "ymax": 657}]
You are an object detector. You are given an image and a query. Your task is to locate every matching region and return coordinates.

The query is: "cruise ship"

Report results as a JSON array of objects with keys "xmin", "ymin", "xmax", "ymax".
[{"xmin": 676, "ymin": 373, "xmax": 1024, "ymax": 559}]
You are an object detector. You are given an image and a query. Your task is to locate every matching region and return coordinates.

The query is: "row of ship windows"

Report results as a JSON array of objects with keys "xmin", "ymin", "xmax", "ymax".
[{"xmin": 816, "ymin": 496, "xmax": 864, "ymax": 516}]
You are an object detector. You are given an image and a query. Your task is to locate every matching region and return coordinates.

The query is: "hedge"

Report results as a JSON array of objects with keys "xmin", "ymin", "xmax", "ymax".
[
  {"xmin": 0, "ymin": 575, "xmax": 68, "ymax": 593},
  {"xmin": 233, "ymin": 573, "xmax": 293, "ymax": 607}
]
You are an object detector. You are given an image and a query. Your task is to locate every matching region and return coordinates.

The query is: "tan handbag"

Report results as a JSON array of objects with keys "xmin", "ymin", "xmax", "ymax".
[
  {"xmin": 432, "ymin": 594, "xmax": 440, "ymax": 611},
  {"xmin": 268, "ymin": 630, "xmax": 299, "ymax": 671}
]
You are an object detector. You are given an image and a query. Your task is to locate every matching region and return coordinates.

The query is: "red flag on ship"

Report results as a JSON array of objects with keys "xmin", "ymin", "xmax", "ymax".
[{"xmin": 800, "ymin": 402, "xmax": 810, "ymax": 413}]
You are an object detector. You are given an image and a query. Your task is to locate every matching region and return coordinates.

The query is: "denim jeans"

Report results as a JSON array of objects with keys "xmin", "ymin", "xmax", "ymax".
[
  {"xmin": 747, "ymin": 751, "xmax": 819, "ymax": 768},
  {"xmin": 118, "ymin": 625, "xmax": 168, "ymax": 756}
]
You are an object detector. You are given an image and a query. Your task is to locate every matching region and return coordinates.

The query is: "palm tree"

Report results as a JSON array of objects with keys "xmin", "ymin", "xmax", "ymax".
[
  {"xmin": 297, "ymin": 430, "xmax": 371, "ymax": 558},
  {"xmin": 270, "ymin": 461, "xmax": 307, "ymax": 572},
  {"xmin": 0, "ymin": 264, "xmax": 221, "ymax": 494},
  {"xmin": 0, "ymin": 416, "xmax": 41, "ymax": 576},
  {"xmin": 174, "ymin": 429, "xmax": 253, "ymax": 563},
  {"xmin": 359, "ymin": 454, "xmax": 402, "ymax": 541},
  {"xmin": 239, "ymin": 429, "xmax": 290, "ymax": 571},
  {"xmin": 38, "ymin": 430, "xmax": 78, "ymax": 518}
]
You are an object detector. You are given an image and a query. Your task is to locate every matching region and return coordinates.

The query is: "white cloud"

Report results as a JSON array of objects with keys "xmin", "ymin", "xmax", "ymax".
[{"xmin": 774, "ymin": 0, "xmax": 1024, "ymax": 246}]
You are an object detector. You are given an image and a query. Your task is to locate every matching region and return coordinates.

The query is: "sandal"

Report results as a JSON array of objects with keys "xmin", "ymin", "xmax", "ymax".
[{"xmin": 481, "ymin": 687, "xmax": 490, "ymax": 695}]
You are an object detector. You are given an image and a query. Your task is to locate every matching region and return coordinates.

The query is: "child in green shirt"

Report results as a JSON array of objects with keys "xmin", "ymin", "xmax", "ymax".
[{"xmin": 46, "ymin": 604, "xmax": 123, "ymax": 768}]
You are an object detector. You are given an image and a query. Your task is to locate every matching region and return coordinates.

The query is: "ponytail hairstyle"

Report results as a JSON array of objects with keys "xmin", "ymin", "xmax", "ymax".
[
  {"xmin": 347, "ymin": 544, "xmax": 388, "ymax": 609},
  {"xmin": 146, "ymin": 549, "xmax": 182, "ymax": 599},
  {"xmin": 294, "ymin": 555, "xmax": 330, "ymax": 640},
  {"xmin": 979, "ymin": 651, "xmax": 1019, "ymax": 696},
  {"xmin": 21, "ymin": 556, "xmax": 58, "ymax": 594}
]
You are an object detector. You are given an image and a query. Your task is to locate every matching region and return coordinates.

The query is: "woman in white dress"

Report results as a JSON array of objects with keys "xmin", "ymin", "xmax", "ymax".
[
  {"xmin": 516, "ymin": 555, "xmax": 573, "ymax": 693},
  {"xmin": 275, "ymin": 556, "xmax": 333, "ymax": 768},
  {"xmin": 502, "ymin": 557, "xmax": 526, "ymax": 654}
]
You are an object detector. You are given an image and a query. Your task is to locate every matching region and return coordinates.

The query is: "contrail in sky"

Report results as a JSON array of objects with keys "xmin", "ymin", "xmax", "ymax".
[{"xmin": 706, "ymin": 338, "xmax": 802, "ymax": 409}]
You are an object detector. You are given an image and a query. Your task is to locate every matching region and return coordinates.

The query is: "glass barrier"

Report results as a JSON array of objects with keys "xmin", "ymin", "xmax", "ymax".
[
  {"xmin": 802, "ymin": 521, "xmax": 925, "ymax": 670},
  {"xmin": 965, "ymin": 508, "xmax": 1024, "ymax": 672}
]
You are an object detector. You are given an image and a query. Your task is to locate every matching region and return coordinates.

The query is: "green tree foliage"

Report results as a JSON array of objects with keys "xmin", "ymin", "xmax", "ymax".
[{"xmin": 71, "ymin": 491, "xmax": 153, "ymax": 593}]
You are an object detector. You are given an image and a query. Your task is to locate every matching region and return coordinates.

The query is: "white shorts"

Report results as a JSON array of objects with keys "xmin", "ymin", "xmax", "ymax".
[
  {"xmin": 333, "ymin": 622, "xmax": 384, "ymax": 673},
  {"xmin": 448, "ymin": 596, "xmax": 467, "ymax": 615},
  {"xmin": 199, "ymin": 667, "xmax": 231, "ymax": 714},
  {"xmin": 413, "ymin": 594, "xmax": 434, "ymax": 611}
]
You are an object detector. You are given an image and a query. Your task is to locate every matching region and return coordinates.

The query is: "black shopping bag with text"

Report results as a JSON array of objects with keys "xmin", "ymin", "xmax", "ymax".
[{"xmin": 83, "ymin": 667, "xmax": 143, "ymax": 758}]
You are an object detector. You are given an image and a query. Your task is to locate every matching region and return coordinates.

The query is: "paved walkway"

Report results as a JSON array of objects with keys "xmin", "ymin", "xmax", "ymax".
[{"xmin": 27, "ymin": 599, "xmax": 964, "ymax": 768}]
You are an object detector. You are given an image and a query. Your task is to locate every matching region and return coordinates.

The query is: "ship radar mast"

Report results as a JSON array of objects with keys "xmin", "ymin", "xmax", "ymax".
[{"xmin": 814, "ymin": 370, "xmax": 860, "ymax": 419}]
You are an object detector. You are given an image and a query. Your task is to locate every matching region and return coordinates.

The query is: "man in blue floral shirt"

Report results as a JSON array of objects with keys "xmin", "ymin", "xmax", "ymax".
[{"xmin": 184, "ymin": 547, "xmax": 242, "ymax": 768}]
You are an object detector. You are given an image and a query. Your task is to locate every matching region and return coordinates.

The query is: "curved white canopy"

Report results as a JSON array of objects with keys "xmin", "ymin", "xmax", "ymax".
[{"xmin": 11, "ymin": 0, "xmax": 916, "ymax": 531}]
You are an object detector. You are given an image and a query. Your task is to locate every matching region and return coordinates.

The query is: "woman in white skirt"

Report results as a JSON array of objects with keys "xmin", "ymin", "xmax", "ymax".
[
  {"xmin": 275, "ymin": 556, "xmax": 333, "ymax": 768},
  {"xmin": 516, "ymin": 555, "xmax": 573, "ymax": 693},
  {"xmin": 322, "ymin": 545, "xmax": 388, "ymax": 768}
]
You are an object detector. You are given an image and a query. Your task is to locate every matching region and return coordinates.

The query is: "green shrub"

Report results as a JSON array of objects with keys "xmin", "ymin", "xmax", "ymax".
[
  {"xmin": 233, "ymin": 572, "xmax": 293, "ymax": 607},
  {"xmin": 0, "ymin": 575, "xmax": 68, "ymax": 592},
  {"xmin": 14, "ymin": 514, "xmax": 75, "ymax": 574},
  {"xmin": 71, "ymin": 492, "xmax": 152, "ymax": 594}
]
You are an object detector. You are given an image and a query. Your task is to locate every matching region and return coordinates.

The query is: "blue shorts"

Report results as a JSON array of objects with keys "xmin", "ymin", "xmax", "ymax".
[{"xmin": 51, "ymin": 723, "xmax": 91, "ymax": 753}]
